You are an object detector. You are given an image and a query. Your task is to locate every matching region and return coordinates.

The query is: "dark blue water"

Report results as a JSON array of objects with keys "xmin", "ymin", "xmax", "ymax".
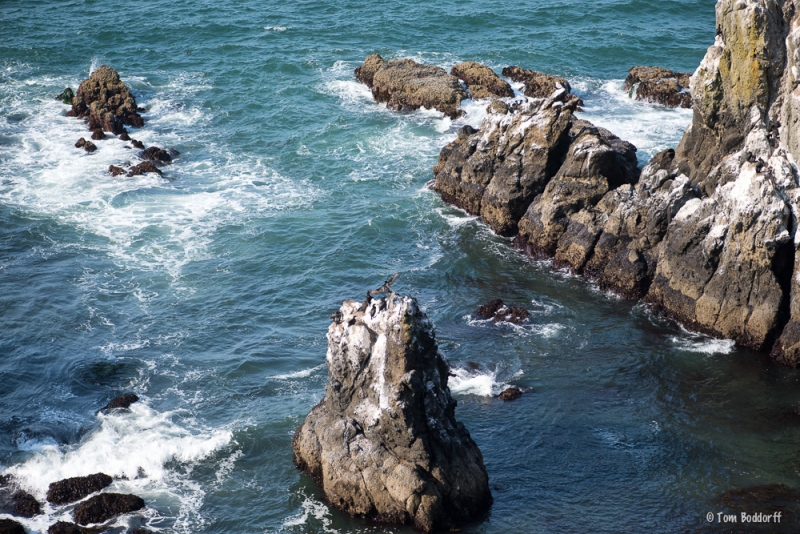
[{"xmin": 4, "ymin": 1, "xmax": 799, "ymax": 533}]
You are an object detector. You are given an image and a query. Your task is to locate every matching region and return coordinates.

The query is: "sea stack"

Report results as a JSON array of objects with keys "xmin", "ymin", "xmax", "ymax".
[{"xmin": 292, "ymin": 294, "xmax": 492, "ymax": 532}]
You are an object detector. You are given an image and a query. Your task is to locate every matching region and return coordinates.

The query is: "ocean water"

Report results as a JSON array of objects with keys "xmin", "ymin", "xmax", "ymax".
[{"xmin": 2, "ymin": 0, "xmax": 799, "ymax": 532}]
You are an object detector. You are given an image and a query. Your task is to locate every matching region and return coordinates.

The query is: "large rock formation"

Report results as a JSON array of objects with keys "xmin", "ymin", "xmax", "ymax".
[
  {"xmin": 355, "ymin": 55, "xmax": 468, "ymax": 118},
  {"xmin": 624, "ymin": 66, "xmax": 692, "ymax": 108},
  {"xmin": 68, "ymin": 66, "xmax": 144, "ymax": 134},
  {"xmin": 292, "ymin": 294, "xmax": 492, "ymax": 532},
  {"xmin": 432, "ymin": 0, "xmax": 800, "ymax": 363}
]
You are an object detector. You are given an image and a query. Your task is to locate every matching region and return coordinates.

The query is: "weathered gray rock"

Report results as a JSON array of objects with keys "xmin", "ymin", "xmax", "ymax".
[
  {"xmin": 293, "ymin": 295, "xmax": 491, "ymax": 532},
  {"xmin": 355, "ymin": 55, "xmax": 468, "ymax": 119},
  {"xmin": 432, "ymin": 0, "xmax": 800, "ymax": 362},
  {"xmin": 48, "ymin": 473, "xmax": 113, "ymax": 505},
  {"xmin": 624, "ymin": 66, "xmax": 692, "ymax": 108},
  {"xmin": 450, "ymin": 62, "xmax": 514, "ymax": 100}
]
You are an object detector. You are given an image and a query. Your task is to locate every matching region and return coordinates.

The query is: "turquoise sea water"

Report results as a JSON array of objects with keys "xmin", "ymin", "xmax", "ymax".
[{"xmin": 3, "ymin": 0, "xmax": 800, "ymax": 532}]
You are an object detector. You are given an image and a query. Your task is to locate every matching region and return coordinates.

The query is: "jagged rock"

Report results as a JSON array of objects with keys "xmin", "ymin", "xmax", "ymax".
[
  {"xmin": 0, "ymin": 519, "xmax": 24, "ymax": 534},
  {"xmin": 84, "ymin": 141, "xmax": 97, "ymax": 153},
  {"xmin": 75, "ymin": 138, "xmax": 86, "ymax": 148},
  {"xmin": 475, "ymin": 299, "xmax": 529, "ymax": 324},
  {"xmin": 47, "ymin": 473, "xmax": 113, "ymax": 505},
  {"xmin": 293, "ymin": 295, "xmax": 492, "ymax": 532},
  {"xmin": 126, "ymin": 162, "xmax": 162, "ymax": 177},
  {"xmin": 131, "ymin": 139, "xmax": 144, "ymax": 149},
  {"xmin": 450, "ymin": 62, "xmax": 514, "ymax": 100},
  {"xmin": 70, "ymin": 66, "xmax": 144, "ymax": 133},
  {"xmin": 108, "ymin": 165, "xmax": 125, "ymax": 177},
  {"xmin": 56, "ymin": 88, "xmax": 75, "ymax": 105},
  {"xmin": 73, "ymin": 493, "xmax": 145, "ymax": 525},
  {"xmin": 119, "ymin": 132, "xmax": 131, "ymax": 141},
  {"xmin": 432, "ymin": 94, "xmax": 581, "ymax": 236},
  {"xmin": 12, "ymin": 490, "xmax": 41, "ymax": 517},
  {"xmin": 502, "ymin": 66, "xmax": 573, "ymax": 99},
  {"xmin": 91, "ymin": 128, "xmax": 104, "ymax": 141},
  {"xmin": 486, "ymin": 100, "xmax": 509, "ymax": 115},
  {"xmin": 355, "ymin": 54, "xmax": 468, "ymax": 118},
  {"xmin": 498, "ymin": 387, "xmax": 522, "ymax": 401},
  {"xmin": 140, "ymin": 146, "xmax": 171, "ymax": 164},
  {"xmin": 101, "ymin": 393, "xmax": 139, "ymax": 412},
  {"xmin": 624, "ymin": 66, "xmax": 691, "ymax": 108}
]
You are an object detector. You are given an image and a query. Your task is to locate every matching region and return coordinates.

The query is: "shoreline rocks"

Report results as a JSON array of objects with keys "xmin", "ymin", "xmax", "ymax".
[
  {"xmin": 293, "ymin": 294, "xmax": 492, "ymax": 532},
  {"xmin": 431, "ymin": 0, "xmax": 800, "ymax": 364},
  {"xmin": 624, "ymin": 66, "xmax": 692, "ymax": 108},
  {"xmin": 450, "ymin": 62, "xmax": 514, "ymax": 100},
  {"xmin": 502, "ymin": 66, "xmax": 575, "ymax": 101}
]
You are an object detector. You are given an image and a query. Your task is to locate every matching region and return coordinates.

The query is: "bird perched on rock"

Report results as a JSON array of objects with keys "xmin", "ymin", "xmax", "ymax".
[{"xmin": 359, "ymin": 273, "xmax": 399, "ymax": 311}]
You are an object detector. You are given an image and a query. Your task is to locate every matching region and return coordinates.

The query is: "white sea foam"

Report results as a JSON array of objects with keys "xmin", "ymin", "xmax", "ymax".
[
  {"xmin": 574, "ymin": 78, "xmax": 692, "ymax": 162},
  {"xmin": 268, "ymin": 363, "xmax": 325, "ymax": 381},
  {"xmin": 448, "ymin": 366, "xmax": 522, "ymax": 397},
  {"xmin": 670, "ymin": 334, "xmax": 736, "ymax": 355},
  {"xmin": 282, "ymin": 495, "xmax": 338, "ymax": 533},
  {"xmin": 264, "ymin": 25, "xmax": 288, "ymax": 31},
  {"xmin": 2, "ymin": 401, "xmax": 233, "ymax": 533}
]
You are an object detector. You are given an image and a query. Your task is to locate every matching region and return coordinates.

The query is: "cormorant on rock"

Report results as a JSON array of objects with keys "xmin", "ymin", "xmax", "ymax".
[{"xmin": 359, "ymin": 273, "xmax": 400, "ymax": 311}]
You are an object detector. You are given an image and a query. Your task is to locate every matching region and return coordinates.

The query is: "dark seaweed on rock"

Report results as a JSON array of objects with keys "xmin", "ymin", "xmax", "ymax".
[
  {"xmin": 73, "ymin": 493, "xmax": 145, "ymax": 525},
  {"xmin": 100, "ymin": 393, "xmax": 139, "ymax": 412},
  {"xmin": 11, "ymin": 490, "xmax": 41, "ymax": 517},
  {"xmin": 47, "ymin": 473, "xmax": 113, "ymax": 505}
]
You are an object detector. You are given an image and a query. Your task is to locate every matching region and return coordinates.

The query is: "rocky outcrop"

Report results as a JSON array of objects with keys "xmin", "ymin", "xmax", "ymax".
[
  {"xmin": 73, "ymin": 493, "xmax": 145, "ymax": 525},
  {"xmin": 432, "ymin": 0, "xmax": 800, "ymax": 363},
  {"xmin": 56, "ymin": 88, "xmax": 75, "ymax": 105},
  {"xmin": 502, "ymin": 66, "xmax": 573, "ymax": 99},
  {"xmin": 475, "ymin": 299, "xmax": 529, "ymax": 324},
  {"xmin": 0, "ymin": 519, "xmax": 24, "ymax": 534},
  {"xmin": 498, "ymin": 387, "xmax": 522, "ymax": 401},
  {"xmin": 48, "ymin": 473, "xmax": 113, "ymax": 505},
  {"xmin": 355, "ymin": 55, "xmax": 468, "ymax": 118},
  {"xmin": 624, "ymin": 66, "xmax": 692, "ymax": 108},
  {"xmin": 293, "ymin": 294, "xmax": 492, "ymax": 532},
  {"xmin": 68, "ymin": 66, "xmax": 144, "ymax": 134},
  {"xmin": 450, "ymin": 62, "xmax": 514, "ymax": 100},
  {"xmin": 432, "ymin": 90, "xmax": 633, "ymax": 237}
]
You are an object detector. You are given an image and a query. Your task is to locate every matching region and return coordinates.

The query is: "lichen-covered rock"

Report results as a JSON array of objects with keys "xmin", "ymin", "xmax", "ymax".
[
  {"xmin": 47, "ymin": 473, "xmax": 113, "ymax": 505},
  {"xmin": 355, "ymin": 54, "xmax": 468, "ymax": 118},
  {"xmin": 450, "ymin": 62, "xmax": 514, "ymax": 100},
  {"xmin": 73, "ymin": 493, "xmax": 145, "ymax": 525},
  {"xmin": 0, "ymin": 519, "xmax": 25, "ymax": 534},
  {"xmin": 292, "ymin": 294, "xmax": 492, "ymax": 532},
  {"xmin": 624, "ymin": 66, "xmax": 692, "ymax": 108},
  {"xmin": 502, "ymin": 66, "xmax": 572, "ymax": 99},
  {"xmin": 69, "ymin": 66, "xmax": 144, "ymax": 134},
  {"xmin": 475, "ymin": 299, "xmax": 529, "ymax": 324}
]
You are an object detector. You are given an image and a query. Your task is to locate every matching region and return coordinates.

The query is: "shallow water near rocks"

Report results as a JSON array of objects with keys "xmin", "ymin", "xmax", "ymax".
[{"xmin": 2, "ymin": 0, "xmax": 800, "ymax": 532}]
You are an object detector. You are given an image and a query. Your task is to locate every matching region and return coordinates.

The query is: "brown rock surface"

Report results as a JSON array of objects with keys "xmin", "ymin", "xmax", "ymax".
[
  {"xmin": 624, "ymin": 66, "xmax": 692, "ymax": 108},
  {"xmin": 355, "ymin": 54, "xmax": 468, "ymax": 118},
  {"xmin": 71, "ymin": 66, "xmax": 144, "ymax": 134},
  {"xmin": 292, "ymin": 294, "xmax": 492, "ymax": 532},
  {"xmin": 502, "ymin": 66, "xmax": 572, "ymax": 99},
  {"xmin": 450, "ymin": 62, "xmax": 514, "ymax": 100}
]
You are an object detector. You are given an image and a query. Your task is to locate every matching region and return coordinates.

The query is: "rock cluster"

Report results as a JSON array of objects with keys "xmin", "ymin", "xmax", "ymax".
[
  {"xmin": 59, "ymin": 66, "xmax": 178, "ymax": 179},
  {"xmin": 624, "ymin": 66, "xmax": 692, "ymax": 108},
  {"xmin": 502, "ymin": 66, "xmax": 574, "ymax": 100},
  {"xmin": 475, "ymin": 299, "xmax": 529, "ymax": 324},
  {"xmin": 450, "ymin": 62, "xmax": 514, "ymax": 99},
  {"xmin": 432, "ymin": 0, "xmax": 800, "ymax": 364},
  {"xmin": 293, "ymin": 294, "xmax": 492, "ymax": 532},
  {"xmin": 355, "ymin": 55, "xmax": 468, "ymax": 118}
]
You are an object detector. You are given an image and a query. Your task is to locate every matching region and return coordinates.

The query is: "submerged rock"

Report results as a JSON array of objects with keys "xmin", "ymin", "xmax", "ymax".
[
  {"xmin": 140, "ymin": 146, "xmax": 172, "ymax": 164},
  {"xmin": 293, "ymin": 294, "xmax": 492, "ymax": 532},
  {"xmin": 69, "ymin": 66, "xmax": 144, "ymax": 134},
  {"xmin": 47, "ymin": 473, "xmax": 113, "ymax": 505},
  {"xmin": 108, "ymin": 165, "xmax": 126, "ymax": 177},
  {"xmin": 475, "ymin": 299, "xmax": 529, "ymax": 324},
  {"xmin": 355, "ymin": 54, "xmax": 468, "ymax": 118},
  {"xmin": 73, "ymin": 493, "xmax": 145, "ymax": 525},
  {"xmin": 624, "ymin": 66, "xmax": 691, "ymax": 108},
  {"xmin": 126, "ymin": 162, "xmax": 162, "ymax": 177},
  {"xmin": 450, "ymin": 62, "xmax": 514, "ymax": 100},
  {"xmin": 498, "ymin": 387, "xmax": 522, "ymax": 401},
  {"xmin": 11, "ymin": 490, "xmax": 41, "ymax": 517},
  {"xmin": 100, "ymin": 393, "xmax": 139, "ymax": 412},
  {"xmin": 0, "ymin": 519, "xmax": 25, "ymax": 534}
]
